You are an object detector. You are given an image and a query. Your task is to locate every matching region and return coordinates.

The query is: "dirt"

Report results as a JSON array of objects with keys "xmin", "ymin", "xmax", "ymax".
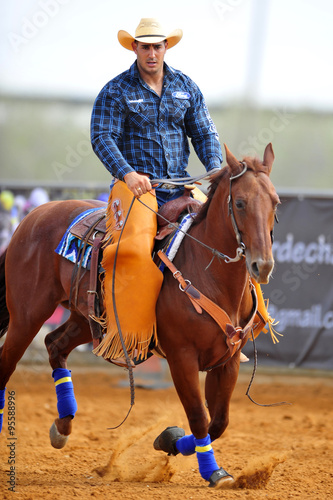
[{"xmin": 1, "ymin": 358, "xmax": 333, "ymax": 499}]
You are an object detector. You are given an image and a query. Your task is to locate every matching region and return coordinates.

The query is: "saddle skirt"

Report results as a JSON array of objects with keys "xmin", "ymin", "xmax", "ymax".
[{"xmin": 70, "ymin": 207, "xmax": 107, "ymax": 245}]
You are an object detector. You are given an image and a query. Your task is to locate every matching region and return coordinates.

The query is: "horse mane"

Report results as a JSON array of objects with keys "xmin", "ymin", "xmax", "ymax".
[
  {"xmin": 193, "ymin": 167, "xmax": 229, "ymax": 225},
  {"xmin": 193, "ymin": 156, "xmax": 269, "ymax": 226}
]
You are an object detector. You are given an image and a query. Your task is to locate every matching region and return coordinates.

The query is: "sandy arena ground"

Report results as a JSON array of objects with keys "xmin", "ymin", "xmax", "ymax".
[{"xmin": 0, "ymin": 356, "xmax": 333, "ymax": 500}]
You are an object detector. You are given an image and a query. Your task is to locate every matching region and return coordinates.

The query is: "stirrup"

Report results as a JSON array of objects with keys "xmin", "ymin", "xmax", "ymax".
[{"xmin": 240, "ymin": 352, "xmax": 249, "ymax": 363}]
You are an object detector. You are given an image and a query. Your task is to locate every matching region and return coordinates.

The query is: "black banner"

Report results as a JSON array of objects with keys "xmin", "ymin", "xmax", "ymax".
[{"xmin": 243, "ymin": 194, "xmax": 333, "ymax": 369}]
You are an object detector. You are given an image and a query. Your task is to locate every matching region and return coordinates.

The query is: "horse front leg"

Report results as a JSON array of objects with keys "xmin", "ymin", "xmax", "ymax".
[
  {"xmin": 154, "ymin": 355, "xmax": 234, "ymax": 489},
  {"xmin": 205, "ymin": 357, "xmax": 240, "ymax": 441},
  {"xmin": 45, "ymin": 313, "xmax": 92, "ymax": 449}
]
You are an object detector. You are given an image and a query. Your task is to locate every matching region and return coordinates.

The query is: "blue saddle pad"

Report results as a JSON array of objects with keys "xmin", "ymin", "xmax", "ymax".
[{"xmin": 55, "ymin": 208, "xmax": 102, "ymax": 269}]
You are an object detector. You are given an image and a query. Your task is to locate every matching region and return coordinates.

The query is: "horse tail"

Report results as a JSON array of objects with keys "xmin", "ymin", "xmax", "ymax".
[{"xmin": 0, "ymin": 249, "xmax": 9, "ymax": 338}]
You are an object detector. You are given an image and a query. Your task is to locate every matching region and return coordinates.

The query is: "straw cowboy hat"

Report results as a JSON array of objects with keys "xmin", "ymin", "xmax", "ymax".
[{"xmin": 118, "ymin": 18, "xmax": 183, "ymax": 51}]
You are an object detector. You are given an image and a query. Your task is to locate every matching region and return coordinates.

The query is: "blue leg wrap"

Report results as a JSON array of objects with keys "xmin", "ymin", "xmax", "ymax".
[
  {"xmin": 175, "ymin": 434, "xmax": 196, "ymax": 456},
  {"xmin": 0, "ymin": 388, "xmax": 6, "ymax": 433},
  {"xmin": 52, "ymin": 368, "xmax": 77, "ymax": 419},
  {"xmin": 194, "ymin": 434, "xmax": 219, "ymax": 481}
]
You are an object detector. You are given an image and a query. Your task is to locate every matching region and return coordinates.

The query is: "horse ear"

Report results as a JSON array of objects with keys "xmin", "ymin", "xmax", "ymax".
[
  {"xmin": 224, "ymin": 143, "xmax": 242, "ymax": 174},
  {"xmin": 263, "ymin": 143, "xmax": 275, "ymax": 173}
]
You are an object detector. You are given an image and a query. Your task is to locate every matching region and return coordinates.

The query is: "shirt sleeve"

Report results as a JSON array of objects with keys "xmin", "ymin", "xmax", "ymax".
[
  {"xmin": 184, "ymin": 81, "xmax": 223, "ymax": 172},
  {"xmin": 90, "ymin": 87, "xmax": 134, "ymax": 180}
]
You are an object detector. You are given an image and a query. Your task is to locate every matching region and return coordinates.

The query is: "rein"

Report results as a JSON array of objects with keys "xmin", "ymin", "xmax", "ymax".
[
  {"xmin": 139, "ymin": 198, "xmax": 244, "ymax": 266},
  {"xmin": 151, "ymin": 168, "xmax": 221, "ymax": 186},
  {"xmin": 107, "ymin": 197, "xmax": 136, "ymax": 430},
  {"xmin": 147, "ymin": 164, "xmax": 248, "ymax": 265},
  {"xmin": 245, "ymin": 330, "xmax": 291, "ymax": 407}
]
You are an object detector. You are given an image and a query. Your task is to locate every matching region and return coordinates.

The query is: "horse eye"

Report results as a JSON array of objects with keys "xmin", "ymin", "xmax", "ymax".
[{"xmin": 235, "ymin": 199, "xmax": 245, "ymax": 210}]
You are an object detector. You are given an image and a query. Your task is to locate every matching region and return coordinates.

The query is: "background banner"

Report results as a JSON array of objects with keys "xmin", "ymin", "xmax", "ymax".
[{"xmin": 243, "ymin": 194, "xmax": 333, "ymax": 369}]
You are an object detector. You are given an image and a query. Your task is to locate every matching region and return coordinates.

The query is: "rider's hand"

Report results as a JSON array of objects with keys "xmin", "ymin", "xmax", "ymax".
[{"xmin": 124, "ymin": 172, "xmax": 152, "ymax": 197}]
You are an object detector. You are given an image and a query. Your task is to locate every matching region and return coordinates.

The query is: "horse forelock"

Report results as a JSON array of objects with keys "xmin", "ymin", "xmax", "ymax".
[{"xmin": 242, "ymin": 155, "xmax": 271, "ymax": 176}]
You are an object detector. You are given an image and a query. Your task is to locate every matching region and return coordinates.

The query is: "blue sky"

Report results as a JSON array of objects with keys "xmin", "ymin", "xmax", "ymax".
[{"xmin": 1, "ymin": 0, "xmax": 333, "ymax": 110}]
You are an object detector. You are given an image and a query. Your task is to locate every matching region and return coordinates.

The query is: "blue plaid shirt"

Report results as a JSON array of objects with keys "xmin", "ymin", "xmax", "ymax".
[{"xmin": 90, "ymin": 62, "xmax": 222, "ymax": 181}]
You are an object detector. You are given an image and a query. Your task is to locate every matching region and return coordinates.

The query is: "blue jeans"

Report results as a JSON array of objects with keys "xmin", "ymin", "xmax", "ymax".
[{"xmin": 155, "ymin": 186, "xmax": 185, "ymax": 208}]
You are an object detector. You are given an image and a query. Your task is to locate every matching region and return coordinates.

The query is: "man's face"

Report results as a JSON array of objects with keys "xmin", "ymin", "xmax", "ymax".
[{"xmin": 132, "ymin": 41, "xmax": 168, "ymax": 77}]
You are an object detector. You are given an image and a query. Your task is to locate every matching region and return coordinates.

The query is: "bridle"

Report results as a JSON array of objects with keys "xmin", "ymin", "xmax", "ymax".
[{"xmin": 226, "ymin": 161, "xmax": 248, "ymax": 255}]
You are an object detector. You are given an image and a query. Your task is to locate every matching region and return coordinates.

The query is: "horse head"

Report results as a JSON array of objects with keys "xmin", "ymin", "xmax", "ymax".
[{"xmin": 223, "ymin": 143, "xmax": 280, "ymax": 284}]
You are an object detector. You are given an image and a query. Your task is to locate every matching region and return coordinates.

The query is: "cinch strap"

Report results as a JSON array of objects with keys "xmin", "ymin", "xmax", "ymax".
[
  {"xmin": 194, "ymin": 434, "xmax": 219, "ymax": 481},
  {"xmin": 52, "ymin": 368, "xmax": 77, "ymax": 419},
  {"xmin": 0, "ymin": 387, "xmax": 6, "ymax": 433}
]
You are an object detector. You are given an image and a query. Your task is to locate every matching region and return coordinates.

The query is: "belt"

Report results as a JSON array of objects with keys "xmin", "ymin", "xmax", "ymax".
[{"xmin": 155, "ymin": 183, "xmax": 184, "ymax": 190}]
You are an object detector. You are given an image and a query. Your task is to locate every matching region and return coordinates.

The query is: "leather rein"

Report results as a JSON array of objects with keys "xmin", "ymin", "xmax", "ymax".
[{"xmin": 142, "ymin": 164, "xmax": 249, "ymax": 267}]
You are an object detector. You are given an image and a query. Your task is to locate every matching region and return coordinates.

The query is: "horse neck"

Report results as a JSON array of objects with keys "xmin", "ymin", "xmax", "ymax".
[{"xmin": 183, "ymin": 182, "xmax": 252, "ymax": 324}]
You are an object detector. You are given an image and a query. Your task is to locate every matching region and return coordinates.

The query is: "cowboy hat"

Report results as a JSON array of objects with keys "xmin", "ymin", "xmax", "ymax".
[{"xmin": 118, "ymin": 18, "xmax": 183, "ymax": 51}]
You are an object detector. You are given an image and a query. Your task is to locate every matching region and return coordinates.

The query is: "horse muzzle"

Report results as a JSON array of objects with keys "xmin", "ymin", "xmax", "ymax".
[{"xmin": 247, "ymin": 255, "xmax": 274, "ymax": 284}]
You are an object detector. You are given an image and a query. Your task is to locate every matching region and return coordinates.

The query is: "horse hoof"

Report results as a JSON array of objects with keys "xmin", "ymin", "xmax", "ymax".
[
  {"xmin": 208, "ymin": 468, "xmax": 235, "ymax": 489},
  {"xmin": 153, "ymin": 426, "xmax": 185, "ymax": 456},
  {"xmin": 49, "ymin": 421, "xmax": 69, "ymax": 449}
]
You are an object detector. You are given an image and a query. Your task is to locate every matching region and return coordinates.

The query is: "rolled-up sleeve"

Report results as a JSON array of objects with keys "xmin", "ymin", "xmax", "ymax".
[{"xmin": 90, "ymin": 88, "xmax": 134, "ymax": 180}]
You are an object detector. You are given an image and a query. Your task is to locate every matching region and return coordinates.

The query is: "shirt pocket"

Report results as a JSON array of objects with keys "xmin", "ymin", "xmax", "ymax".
[
  {"xmin": 125, "ymin": 100, "xmax": 156, "ymax": 129},
  {"xmin": 170, "ymin": 97, "xmax": 191, "ymax": 124}
]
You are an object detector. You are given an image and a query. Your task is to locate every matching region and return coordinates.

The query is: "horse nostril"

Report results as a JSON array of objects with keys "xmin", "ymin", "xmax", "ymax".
[{"xmin": 251, "ymin": 262, "xmax": 259, "ymax": 277}]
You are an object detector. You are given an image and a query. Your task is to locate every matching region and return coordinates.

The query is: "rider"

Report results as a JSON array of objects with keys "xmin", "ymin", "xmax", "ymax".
[
  {"xmin": 90, "ymin": 17, "xmax": 222, "ymax": 206},
  {"xmin": 89, "ymin": 18, "xmax": 224, "ymax": 363}
]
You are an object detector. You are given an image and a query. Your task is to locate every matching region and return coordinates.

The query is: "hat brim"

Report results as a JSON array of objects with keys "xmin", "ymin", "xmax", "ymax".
[{"xmin": 118, "ymin": 29, "xmax": 183, "ymax": 51}]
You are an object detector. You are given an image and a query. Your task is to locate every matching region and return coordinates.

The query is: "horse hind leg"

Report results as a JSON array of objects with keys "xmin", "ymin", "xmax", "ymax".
[
  {"xmin": 0, "ymin": 313, "xmax": 50, "ymax": 390},
  {"xmin": 45, "ymin": 312, "xmax": 92, "ymax": 449},
  {"xmin": 0, "ymin": 314, "xmax": 53, "ymax": 433},
  {"xmin": 0, "ymin": 243, "xmax": 60, "ymax": 393},
  {"xmin": 0, "ymin": 249, "xmax": 9, "ymax": 339}
]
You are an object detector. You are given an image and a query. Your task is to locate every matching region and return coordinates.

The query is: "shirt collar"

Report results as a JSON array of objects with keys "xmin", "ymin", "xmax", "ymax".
[
  {"xmin": 129, "ymin": 61, "xmax": 140, "ymax": 80},
  {"xmin": 163, "ymin": 62, "xmax": 175, "ymax": 82}
]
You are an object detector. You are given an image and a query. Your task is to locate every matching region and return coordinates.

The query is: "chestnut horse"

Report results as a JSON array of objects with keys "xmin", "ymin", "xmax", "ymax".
[{"xmin": 0, "ymin": 144, "xmax": 279, "ymax": 488}]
